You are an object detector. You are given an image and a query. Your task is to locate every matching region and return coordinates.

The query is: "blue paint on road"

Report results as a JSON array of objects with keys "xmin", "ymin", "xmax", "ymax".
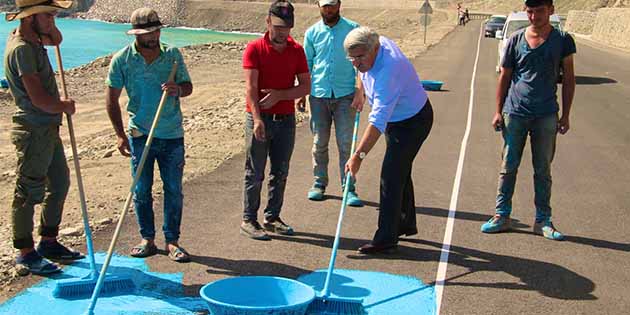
[
  {"xmin": 298, "ymin": 269, "xmax": 435, "ymax": 315},
  {"xmin": 0, "ymin": 253, "xmax": 207, "ymax": 315}
]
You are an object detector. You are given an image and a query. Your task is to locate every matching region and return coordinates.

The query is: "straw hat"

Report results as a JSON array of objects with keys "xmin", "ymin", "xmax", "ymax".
[
  {"xmin": 5, "ymin": 0, "xmax": 73, "ymax": 22},
  {"xmin": 126, "ymin": 8, "xmax": 164, "ymax": 35}
]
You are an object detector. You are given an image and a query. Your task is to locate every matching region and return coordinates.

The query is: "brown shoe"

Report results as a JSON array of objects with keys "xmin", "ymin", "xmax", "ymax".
[
  {"xmin": 240, "ymin": 220, "xmax": 271, "ymax": 241},
  {"xmin": 263, "ymin": 217, "xmax": 295, "ymax": 235},
  {"xmin": 357, "ymin": 243, "xmax": 397, "ymax": 255}
]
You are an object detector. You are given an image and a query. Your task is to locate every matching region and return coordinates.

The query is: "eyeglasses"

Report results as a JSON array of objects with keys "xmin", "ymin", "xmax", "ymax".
[{"xmin": 346, "ymin": 54, "xmax": 368, "ymax": 62}]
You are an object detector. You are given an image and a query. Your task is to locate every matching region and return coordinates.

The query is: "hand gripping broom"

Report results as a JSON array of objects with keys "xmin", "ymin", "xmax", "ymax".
[
  {"xmin": 51, "ymin": 46, "xmax": 134, "ymax": 299},
  {"xmin": 83, "ymin": 61, "xmax": 178, "ymax": 315},
  {"xmin": 307, "ymin": 110, "xmax": 366, "ymax": 315}
]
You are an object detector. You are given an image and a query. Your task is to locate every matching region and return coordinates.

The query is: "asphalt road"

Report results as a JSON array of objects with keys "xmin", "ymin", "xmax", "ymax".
[{"xmin": 3, "ymin": 20, "xmax": 628, "ymax": 315}]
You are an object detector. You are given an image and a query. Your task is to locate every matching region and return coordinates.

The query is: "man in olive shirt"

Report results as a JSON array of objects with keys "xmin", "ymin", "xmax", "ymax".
[{"xmin": 4, "ymin": 0, "xmax": 83, "ymax": 275}]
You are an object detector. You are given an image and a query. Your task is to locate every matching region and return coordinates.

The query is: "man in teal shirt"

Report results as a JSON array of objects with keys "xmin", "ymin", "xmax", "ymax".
[
  {"xmin": 298, "ymin": 0, "xmax": 364, "ymax": 206},
  {"xmin": 106, "ymin": 8, "xmax": 193, "ymax": 262}
]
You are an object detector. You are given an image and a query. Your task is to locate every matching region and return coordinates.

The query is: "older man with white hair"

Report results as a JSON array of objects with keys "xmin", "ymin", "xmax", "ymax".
[{"xmin": 344, "ymin": 27, "xmax": 434, "ymax": 255}]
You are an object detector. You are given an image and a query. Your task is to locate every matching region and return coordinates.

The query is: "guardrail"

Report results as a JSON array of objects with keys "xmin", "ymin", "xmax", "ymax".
[{"xmin": 468, "ymin": 13, "xmax": 493, "ymax": 20}]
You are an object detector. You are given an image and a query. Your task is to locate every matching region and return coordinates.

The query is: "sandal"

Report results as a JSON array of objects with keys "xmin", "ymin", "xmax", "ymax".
[
  {"xmin": 130, "ymin": 242, "xmax": 158, "ymax": 258},
  {"xmin": 166, "ymin": 244, "xmax": 191, "ymax": 263},
  {"xmin": 16, "ymin": 251, "xmax": 61, "ymax": 275}
]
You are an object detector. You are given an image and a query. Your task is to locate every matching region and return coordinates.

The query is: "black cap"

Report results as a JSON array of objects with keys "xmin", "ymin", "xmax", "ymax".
[
  {"xmin": 524, "ymin": 0, "xmax": 553, "ymax": 7},
  {"xmin": 269, "ymin": 0, "xmax": 294, "ymax": 28}
]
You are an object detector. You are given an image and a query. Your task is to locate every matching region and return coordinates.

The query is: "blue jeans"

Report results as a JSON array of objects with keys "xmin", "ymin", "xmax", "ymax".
[
  {"xmin": 129, "ymin": 135, "xmax": 185, "ymax": 243},
  {"xmin": 309, "ymin": 93, "xmax": 356, "ymax": 190},
  {"xmin": 495, "ymin": 113, "xmax": 558, "ymax": 221},
  {"xmin": 243, "ymin": 113, "xmax": 296, "ymax": 222}
]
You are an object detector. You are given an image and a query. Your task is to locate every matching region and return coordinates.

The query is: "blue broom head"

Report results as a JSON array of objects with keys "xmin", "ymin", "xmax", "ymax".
[
  {"xmin": 52, "ymin": 275, "xmax": 135, "ymax": 299},
  {"xmin": 307, "ymin": 296, "xmax": 366, "ymax": 315}
]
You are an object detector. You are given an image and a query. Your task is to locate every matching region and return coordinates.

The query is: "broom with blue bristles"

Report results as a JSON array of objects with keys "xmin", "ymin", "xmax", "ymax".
[
  {"xmin": 51, "ymin": 45, "xmax": 135, "ymax": 299},
  {"xmin": 307, "ymin": 109, "xmax": 366, "ymax": 315}
]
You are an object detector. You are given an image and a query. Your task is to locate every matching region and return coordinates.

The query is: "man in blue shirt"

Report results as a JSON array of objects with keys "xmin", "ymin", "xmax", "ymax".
[
  {"xmin": 344, "ymin": 27, "xmax": 433, "ymax": 254},
  {"xmin": 298, "ymin": 0, "xmax": 364, "ymax": 206},
  {"xmin": 106, "ymin": 8, "xmax": 194, "ymax": 261},
  {"xmin": 481, "ymin": 0, "xmax": 576, "ymax": 241}
]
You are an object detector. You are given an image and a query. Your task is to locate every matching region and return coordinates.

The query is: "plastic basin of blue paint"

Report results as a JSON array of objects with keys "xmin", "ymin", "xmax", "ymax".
[
  {"xmin": 200, "ymin": 276, "xmax": 316, "ymax": 315},
  {"xmin": 421, "ymin": 80, "xmax": 443, "ymax": 91}
]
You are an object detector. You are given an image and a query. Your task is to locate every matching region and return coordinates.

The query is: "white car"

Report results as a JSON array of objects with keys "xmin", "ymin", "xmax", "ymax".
[{"xmin": 495, "ymin": 12, "xmax": 562, "ymax": 73}]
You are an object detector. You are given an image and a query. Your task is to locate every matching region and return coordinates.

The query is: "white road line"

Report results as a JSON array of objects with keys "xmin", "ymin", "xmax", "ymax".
[{"xmin": 434, "ymin": 24, "xmax": 484, "ymax": 315}]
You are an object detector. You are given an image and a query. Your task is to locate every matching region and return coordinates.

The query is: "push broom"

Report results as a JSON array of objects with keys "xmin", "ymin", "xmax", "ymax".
[
  {"xmin": 84, "ymin": 61, "xmax": 178, "ymax": 315},
  {"xmin": 51, "ymin": 45, "xmax": 134, "ymax": 299},
  {"xmin": 307, "ymin": 110, "xmax": 366, "ymax": 315}
]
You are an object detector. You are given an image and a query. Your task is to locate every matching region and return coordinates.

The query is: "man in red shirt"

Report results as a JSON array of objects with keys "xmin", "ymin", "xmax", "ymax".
[{"xmin": 240, "ymin": 0, "xmax": 311, "ymax": 240}]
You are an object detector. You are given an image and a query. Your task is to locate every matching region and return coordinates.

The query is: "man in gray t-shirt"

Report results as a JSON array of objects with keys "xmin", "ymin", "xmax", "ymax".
[{"xmin": 481, "ymin": 0, "xmax": 576, "ymax": 241}]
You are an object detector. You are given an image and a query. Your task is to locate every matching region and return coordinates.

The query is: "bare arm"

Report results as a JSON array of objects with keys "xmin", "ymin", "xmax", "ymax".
[
  {"xmin": 259, "ymin": 72, "xmax": 311, "ymax": 109},
  {"xmin": 244, "ymin": 68, "xmax": 267, "ymax": 141},
  {"xmin": 558, "ymin": 54, "xmax": 575, "ymax": 134},
  {"xmin": 350, "ymin": 72, "xmax": 366, "ymax": 111},
  {"xmin": 21, "ymin": 73, "xmax": 74, "ymax": 114},
  {"xmin": 245, "ymin": 68, "xmax": 262, "ymax": 121},
  {"xmin": 493, "ymin": 66, "xmax": 513, "ymax": 130},
  {"xmin": 106, "ymin": 86, "xmax": 131, "ymax": 156}
]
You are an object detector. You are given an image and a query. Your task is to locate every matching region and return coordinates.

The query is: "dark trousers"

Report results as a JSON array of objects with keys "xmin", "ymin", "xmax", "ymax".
[
  {"xmin": 243, "ymin": 113, "xmax": 296, "ymax": 222},
  {"xmin": 373, "ymin": 101, "xmax": 433, "ymax": 246}
]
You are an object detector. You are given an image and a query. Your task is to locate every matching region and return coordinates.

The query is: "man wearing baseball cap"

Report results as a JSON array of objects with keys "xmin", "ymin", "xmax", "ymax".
[
  {"xmin": 299, "ymin": 0, "xmax": 364, "ymax": 206},
  {"xmin": 481, "ymin": 0, "xmax": 576, "ymax": 241},
  {"xmin": 4, "ymin": 0, "xmax": 82, "ymax": 275},
  {"xmin": 106, "ymin": 7, "xmax": 193, "ymax": 262},
  {"xmin": 240, "ymin": 0, "xmax": 311, "ymax": 240}
]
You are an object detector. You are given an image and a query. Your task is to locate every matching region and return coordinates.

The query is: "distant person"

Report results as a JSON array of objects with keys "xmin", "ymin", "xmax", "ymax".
[
  {"xmin": 106, "ymin": 8, "xmax": 193, "ymax": 262},
  {"xmin": 299, "ymin": 0, "xmax": 364, "ymax": 206},
  {"xmin": 4, "ymin": 0, "xmax": 83, "ymax": 275},
  {"xmin": 465, "ymin": 8, "xmax": 470, "ymax": 23},
  {"xmin": 240, "ymin": 0, "xmax": 310, "ymax": 240},
  {"xmin": 344, "ymin": 27, "xmax": 433, "ymax": 255},
  {"xmin": 481, "ymin": 0, "xmax": 576, "ymax": 241}
]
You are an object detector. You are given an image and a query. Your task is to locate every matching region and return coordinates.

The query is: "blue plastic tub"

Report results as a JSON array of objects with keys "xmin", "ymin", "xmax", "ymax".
[
  {"xmin": 421, "ymin": 80, "xmax": 444, "ymax": 91},
  {"xmin": 200, "ymin": 276, "xmax": 316, "ymax": 315}
]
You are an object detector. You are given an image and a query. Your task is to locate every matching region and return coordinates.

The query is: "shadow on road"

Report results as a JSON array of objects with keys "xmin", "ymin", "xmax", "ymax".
[
  {"xmin": 273, "ymin": 230, "xmax": 596, "ymax": 301},
  {"xmin": 575, "ymin": 75, "xmax": 617, "ymax": 85},
  {"xmin": 416, "ymin": 206, "xmax": 629, "ymax": 253}
]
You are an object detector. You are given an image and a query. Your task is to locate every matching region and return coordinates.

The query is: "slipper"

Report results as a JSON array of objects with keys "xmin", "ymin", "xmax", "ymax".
[
  {"xmin": 16, "ymin": 251, "xmax": 61, "ymax": 275},
  {"xmin": 130, "ymin": 242, "xmax": 158, "ymax": 258},
  {"xmin": 166, "ymin": 245, "xmax": 191, "ymax": 263}
]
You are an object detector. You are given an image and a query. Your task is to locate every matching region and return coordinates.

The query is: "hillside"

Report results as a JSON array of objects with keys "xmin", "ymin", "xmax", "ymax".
[{"xmin": 453, "ymin": 0, "xmax": 629, "ymax": 13}]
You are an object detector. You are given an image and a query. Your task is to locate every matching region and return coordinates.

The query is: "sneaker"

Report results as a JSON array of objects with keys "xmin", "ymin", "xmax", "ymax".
[
  {"xmin": 16, "ymin": 250, "xmax": 60, "ymax": 275},
  {"xmin": 307, "ymin": 184, "xmax": 325, "ymax": 201},
  {"xmin": 240, "ymin": 220, "xmax": 271, "ymax": 240},
  {"xmin": 480, "ymin": 215, "xmax": 512, "ymax": 233},
  {"xmin": 345, "ymin": 191, "xmax": 364, "ymax": 207},
  {"xmin": 533, "ymin": 219, "xmax": 565, "ymax": 241},
  {"xmin": 263, "ymin": 217, "xmax": 295, "ymax": 236},
  {"xmin": 36, "ymin": 239, "xmax": 85, "ymax": 261}
]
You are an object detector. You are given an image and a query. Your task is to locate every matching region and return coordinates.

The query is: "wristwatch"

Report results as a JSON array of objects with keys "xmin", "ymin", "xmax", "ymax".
[{"xmin": 356, "ymin": 151, "xmax": 367, "ymax": 160}]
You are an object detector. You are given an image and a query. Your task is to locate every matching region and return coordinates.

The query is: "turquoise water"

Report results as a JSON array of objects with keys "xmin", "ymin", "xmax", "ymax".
[{"xmin": 0, "ymin": 15, "xmax": 259, "ymax": 75}]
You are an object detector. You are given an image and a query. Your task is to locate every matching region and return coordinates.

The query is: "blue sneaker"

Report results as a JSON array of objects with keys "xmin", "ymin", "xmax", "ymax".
[
  {"xmin": 307, "ymin": 184, "xmax": 325, "ymax": 201},
  {"xmin": 346, "ymin": 191, "xmax": 364, "ymax": 207},
  {"xmin": 16, "ymin": 250, "xmax": 60, "ymax": 275},
  {"xmin": 481, "ymin": 215, "xmax": 512, "ymax": 233},
  {"xmin": 533, "ymin": 219, "xmax": 565, "ymax": 241}
]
